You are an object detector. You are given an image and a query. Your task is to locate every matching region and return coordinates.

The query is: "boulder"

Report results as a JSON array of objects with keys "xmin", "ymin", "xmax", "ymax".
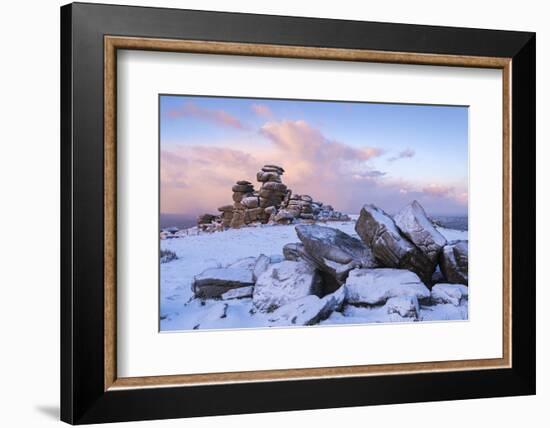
[
  {"xmin": 197, "ymin": 213, "xmax": 217, "ymax": 224},
  {"xmin": 236, "ymin": 180, "xmax": 252, "ymax": 185},
  {"xmin": 257, "ymin": 171, "xmax": 281, "ymax": 182},
  {"xmin": 344, "ymin": 268, "xmax": 431, "ymax": 306},
  {"xmin": 217, "ymin": 204, "xmax": 234, "ymax": 212},
  {"xmin": 253, "ymin": 254, "xmax": 271, "ymax": 281},
  {"xmin": 267, "ymin": 286, "xmax": 345, "ymax": 326},
  {"xmin": 232, "ymin": 183, "xmax": 254, "ymax": 192},
  {"xmin": 384, "ymin": 295, "xmax": 420, "ymax": 319},
  {"xmin": 355, "ymin": 204, "xmax": 433, "ymax": 282},
  {"xmin": 229, "ymin": 210, "xmax": 245, "ymax": 228},
  {"xmin": 227, "ymin": 256, "xmax": 257, "ymax": 270},
  {"xmin": 431, "ymin": 283, "xmax": 468, "ymax": 306},
  {"xmin": 440, "ymin": 241, "xmax": 468, "ymax": 285},
  {"xmin": 295, "ymin": 224, "xmax": 377, "ymax": 284},
  {"xmin": 241, "ymin": 196, "xmax": 260, "ymax": 209},
  {"xmin": 263, "ymin": 164, "xmax": 284, "ymax": 173},
  {"xmin": 193, "ymin": 267, "xmax": 255, "ymax": 299},
  {"xmin": 252, "ymin": 260, "xmax": 322, "ymax": 312},
  {"xmin": 221, "ymin": 286, "xmax": 254, "ymax": 300},
  {"xmin": 394, "ymin": 200, "xmax": 447, "ymax": 264}
]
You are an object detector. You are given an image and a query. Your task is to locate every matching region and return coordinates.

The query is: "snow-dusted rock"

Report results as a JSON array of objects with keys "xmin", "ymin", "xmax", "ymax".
[
  {"xmin": 345, "ymin": 268, "xmax": 430, "ymax": 306},
  {"xmin": 268, "ymin": 286, "xmax": 345, "ymax": 326},
  {"xmin": 431, "ymin": 283, "xmax": 468, "ymax": 306},
  {"xmin": 295, "ymin": 224, "xmax": 377, "ymax": 284},
  {"xmin": 227, "ymin": 256, "xmax": 257, "ymax": 270},
  {"xmin": 440, "ymin": 241, "xmax": 468, "ymax": 285},
  {"xmin": 253, "ymin": 254, "xmax": 271, "ymax": 281},
  {"xmin": 394, "ymin": 200, "xmax": 447, "ymax": 264},
  {"xmin": 355, "ymin": 204, "xmax": 432, "ymax": 282},
  {"xmin": 282, "ymin": 242, "xmax": 308, "ymax": 262},
  {"xmin": 221, "ymin": 286, "xmax": 254, "ymax": 300},
  {"xmin": 193, "ymin": 267, "xmax": 255, "ymax": 299},
  {"xmin": 384, "ymin": 295, "xmax": 420, "ymax": 319},
  {"xmin": 252, "ymin": 261, "xmax": 322, "ymax": 312}
]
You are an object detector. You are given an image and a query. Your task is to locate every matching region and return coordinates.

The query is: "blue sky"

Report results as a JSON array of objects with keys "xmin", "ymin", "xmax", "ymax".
[{"xmin": 160, "ymin": 95, "xmax": 468, "ymax": 216}]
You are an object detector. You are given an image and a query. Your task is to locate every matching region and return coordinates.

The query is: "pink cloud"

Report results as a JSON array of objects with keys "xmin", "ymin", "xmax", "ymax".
[
  {"xmin": 251, "ymin": 103, "xmax": 274, "ymax": 118},
  {"xmin": 422, "ymin": 184, "xmax": 454, "ymax": 197},
  {"xmin": 167, "ymin": 102, "xmax": 247, "ymax": 130},
  {"xmin": 161, "ymin": 119, "xmax": 467, "ymax": 216}
]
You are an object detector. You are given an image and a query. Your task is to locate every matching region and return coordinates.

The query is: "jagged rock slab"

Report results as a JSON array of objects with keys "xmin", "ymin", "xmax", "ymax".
[
  {"xmin": 440, "ymin": 241, "xmax": 468, "ymax": 285},
  {"xmin": 252, "ymin": 260, "xmax": 322, "ymax": 312},
  {"xmin": 296, "ymin": 224, "xmax": 377, "ymax": 284},
  {"xmin": 221, "ymin": 286, "xmax": 254, "ymax": 300},
  {"xmin": 355, "ymin": 204, "xmax": 433, "ymax": 282},
  {"xmin": 267, "ymin": 286, "xmax": 345, "ymax": 326},
  {"xmin": 431, "ymin": 283, "xmax": 468, "ymax": 306},
  {"xmin": 253, "ymin": 254, "xmax": 271, "ymax": 281},
  {"xmin": 345, "ymin": 268, "xmax": 430, "ymax": 306},
  {"xmin": 394, "ymin": 200, "xmax": 447, "ymax": 264},
  {"xmin": 193, "ymin": 267, "xmax": 255, "ymax": 299}
]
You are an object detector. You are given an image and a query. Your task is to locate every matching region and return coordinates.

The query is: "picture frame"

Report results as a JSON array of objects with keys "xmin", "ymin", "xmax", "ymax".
[{"xmin": 60, "ymin": 2, "xmax": 535, "ymax": 424}]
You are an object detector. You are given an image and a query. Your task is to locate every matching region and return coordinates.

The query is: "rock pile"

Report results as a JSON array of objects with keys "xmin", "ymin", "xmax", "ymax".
[
  {"xmin": 196, "ymin": 164, "xmax": 350, "ymax": 230},
  {"xmin": 188, "ymin": 200, "xmax": 468, "ymax": 328}
]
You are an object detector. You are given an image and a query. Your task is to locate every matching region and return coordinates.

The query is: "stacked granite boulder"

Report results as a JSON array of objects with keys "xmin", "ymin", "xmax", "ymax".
[
  {"xmin": 230, "ymin": 180, "xmax": 257, "ymax": 228},
  {"xmin": 257, "ymin": 165, "xmax": 289, "ymax": 213},
  {"xmin": 198, "ymin": 163, "xmax": 351, "ymax": 230}
]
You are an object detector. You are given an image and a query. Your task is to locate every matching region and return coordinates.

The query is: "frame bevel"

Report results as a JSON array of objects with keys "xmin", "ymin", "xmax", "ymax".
[{"xmin": 62, "ymin": 2, "xmax": 535, "ymax": 424}]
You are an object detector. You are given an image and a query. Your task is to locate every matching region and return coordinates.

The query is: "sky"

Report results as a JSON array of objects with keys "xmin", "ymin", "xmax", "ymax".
[{"xmin": 160, "ymin": 95, "xmax": 468, "ymax": 217}]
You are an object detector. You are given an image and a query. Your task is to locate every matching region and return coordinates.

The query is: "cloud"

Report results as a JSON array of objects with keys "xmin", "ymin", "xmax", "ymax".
[
  {"xmin": 251, "ymin": 103, "xmax": 274, "ymax": 119},
  {"xmin": 388, "ymin": 148, "xmax": 415, "ymax": 162},
  {"xmin": 166, "ymin": 102, "xmax": 247, "ymax": 130},
  {"xmin": 422, "ymin": 183, "xmax": 454, "ymax": 197},
  {"xmin": 161, "ymin": 119, "xmax": 467, "ymax": 217}
]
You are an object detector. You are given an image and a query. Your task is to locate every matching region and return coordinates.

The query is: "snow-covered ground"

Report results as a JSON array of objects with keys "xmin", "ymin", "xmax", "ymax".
[{"xmin": 160, "ymin": 220, "xmax": 468, "ymax": 332}]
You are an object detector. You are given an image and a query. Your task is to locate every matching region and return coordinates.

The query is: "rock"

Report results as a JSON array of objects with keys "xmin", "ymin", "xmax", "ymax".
[
  {"xmin": 236, "ymin": 180, "xmax": 252, "ymax": 185},
  {"xmin": 344, "ymin": 268, "xmax": 431, "ymax": 306},
  {"xmin": 241, "ymin": 196, "xmax": 259, "ymax": 208},
  {"xmin": 264, "ymin": 206, "xmax": 277, "ymax": 215},
  {"xmin": 193, "ymin": 267, "xmax": 255, "ymax": 299},
  {"xmin": 244, "ymin": 207, "xmax": 263, "ymax": 222},
  {"xmin": 262, "ymin": 182, "xmax": 287, "ymax": 192},
  {"xmin": 267, "ymin": 286, "xmax": 345, "ymax": 326},
  {"xmin": 263, "ymin": 164, "xmax": 285, "ymax": 173},
  {"xmin": 431, "ymin": 283, "xmax": 468, "ymax": 306},
  {"xmin": 252, "ymin": 261, "xmax": 322, "ymax": 312},
  {"xmin": 355, "ymin": 204, "xmax": 433, "ymax": 282},
  {"xmin": 217, "ymin": 204, "xmax": 234, "ymax": 212},
  {"xmin": 227, "ymin": 256, "xmax": 257, "ymax": 270},
  {"xmin": 232, "ymin": 183, "xmax": 254, "ymax": 192},
  {"xmin": 384, "ymin": 295, "xmax": 420, "ymax": 319},
  {"xmin": 282, "ymin": 242, "xmax": 308, "ymax": 262},
  {"xmin": 299, "ymin": 213, "xmax": 315, "ymax": 220},
  {"xmin": 257, "ymin": 171, "xmax": 281, "ymax": 182},
  {"xmin": 253, "ymin": 254, "xmax": 271, "ymax": 281},
  {"xmin": 229, "ymin": 210, "xmax": 245, "ymax": 228},
  {"xmin": 295, "ymin": 224, "xmax": 377, "ymax": 284},
  {"xmin": 221, "ymin": 286, "xmax": 254, "ymax": 300},
  {"xmin": 394, "ymin": 200, "xmax": 447, "ymax": 264},
  {"xmin": 197, "ymin": 213, "xmax": 217, "ymax": 224},
  {"xmin": 440, "ymin": 241, "xmax": 468, "ymax": 285}
]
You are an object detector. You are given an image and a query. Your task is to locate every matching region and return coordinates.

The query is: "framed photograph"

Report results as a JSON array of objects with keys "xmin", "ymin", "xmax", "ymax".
[{"xmin": 61, "ymin": 2, "xmax": 536, "ymax": 424}]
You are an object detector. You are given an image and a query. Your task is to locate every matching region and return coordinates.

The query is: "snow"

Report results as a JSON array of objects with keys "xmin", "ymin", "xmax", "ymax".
[{"xmin": 160, "ymin": 219, "xmax": 468, "ymax": 331}]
